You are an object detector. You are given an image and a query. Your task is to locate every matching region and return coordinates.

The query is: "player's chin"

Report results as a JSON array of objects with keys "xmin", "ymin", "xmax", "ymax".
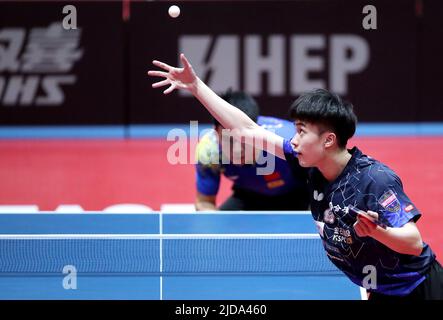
[
  {"xmin": 297, "ymin": 154, "xmax": 309, "ymax": 167},
  {"xmin": 299, "ymin": 162, "xmax": 311, "ymax": 168}
]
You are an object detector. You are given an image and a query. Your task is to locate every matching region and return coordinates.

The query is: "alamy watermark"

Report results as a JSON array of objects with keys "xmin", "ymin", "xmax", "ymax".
[
  {"xmin": 62, "ymin": 264, "xmax": 77, "ymax": 290},
  {"xmin": 362, "ymin": 5, "xmax": 377, "ymax": 30},
  {"xmin": 62, "ymin": 5, "xmax": 77, "ymax": 30},
  {"xmin": 362, "ymin": 264, "xmax": 377, "ymax": 290},
  {"xmin": 166, "ymin": 121, "xmax": 277, "ymax": 175}
]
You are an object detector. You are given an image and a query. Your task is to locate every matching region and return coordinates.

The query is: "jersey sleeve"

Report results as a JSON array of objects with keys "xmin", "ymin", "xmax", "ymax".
[
  {"xmin": 366, "ymin": 169, "xmax": 421, "ymax": 228},
  {"xmin": 283, "ymin": 138, "xmax": 298, "ymax": 162},
  {"xmin": 195, "ymin": 163, "xmax": 220, "ymax": 196}
]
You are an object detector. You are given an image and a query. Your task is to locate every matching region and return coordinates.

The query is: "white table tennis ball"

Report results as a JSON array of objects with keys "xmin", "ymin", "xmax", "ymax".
[{"xmin": 168, "ymin": 5, "xmax": 180, "ymax": 18}]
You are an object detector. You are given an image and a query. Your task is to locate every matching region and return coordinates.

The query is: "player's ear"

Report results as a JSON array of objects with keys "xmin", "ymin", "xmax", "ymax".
[{"xmin": 324, "ymin": 132, "xmax": 336, "ymax": 148}]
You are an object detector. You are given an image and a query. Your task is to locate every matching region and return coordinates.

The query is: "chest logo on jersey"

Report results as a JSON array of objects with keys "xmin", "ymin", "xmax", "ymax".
[
  {"xmin": 332, "ymin": 227, "xmax": 353, "ymax": 245},
  {"xmin": 329, "ymin": 202, "xmax": 350, "ymax": 215},
  {"xmin": 313, "ymin": 190, "xmax": 324, "ymax": 201},
  {"xmin": 323, "ymin": 208, "xmax": 335, "ymax": 224},
  {"xmin": 378, "ymin": 189, "xmax": 400, "ymax": 213}
]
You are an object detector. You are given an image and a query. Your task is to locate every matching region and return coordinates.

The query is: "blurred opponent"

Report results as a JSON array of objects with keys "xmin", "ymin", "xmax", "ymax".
[{"xmin": 195, "ymin": 90, "xmax": 309, "ymax": 211}]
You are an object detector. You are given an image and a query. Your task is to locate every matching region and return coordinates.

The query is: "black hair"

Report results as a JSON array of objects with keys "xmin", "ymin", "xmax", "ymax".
[
  {"xmin": 289, "ymin": 89, "xmax": 357, "ymax": 148},
  {"xmin": 214, "ymin": 89, "xmax": 260, "ymax": 127}
]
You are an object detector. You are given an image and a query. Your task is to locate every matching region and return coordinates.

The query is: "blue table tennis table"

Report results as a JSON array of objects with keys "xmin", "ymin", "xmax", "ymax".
[{"xmin": 0, "ymin": 212, "xmax": 363, "ymax": 300}]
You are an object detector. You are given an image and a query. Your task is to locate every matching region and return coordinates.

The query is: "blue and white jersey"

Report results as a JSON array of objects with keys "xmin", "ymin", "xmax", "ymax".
[{"xmin": 284, "ymin": 141, "xmax": 436, "ymax": 296}]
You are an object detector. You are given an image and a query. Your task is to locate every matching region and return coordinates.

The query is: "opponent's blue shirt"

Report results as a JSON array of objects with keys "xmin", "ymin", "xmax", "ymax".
[
  {"xmin": 196, "ymin": 116, "xmax": 308, "ymax": 196},
  {"xmin": 283, "ymin": 140, "xmax": 436, "ymax": 296}
]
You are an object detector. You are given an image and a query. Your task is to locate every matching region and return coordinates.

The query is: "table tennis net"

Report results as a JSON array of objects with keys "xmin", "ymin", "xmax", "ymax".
[{"xmin": 0, "ymin": 235, "xmax": 341, "ymax": 275}]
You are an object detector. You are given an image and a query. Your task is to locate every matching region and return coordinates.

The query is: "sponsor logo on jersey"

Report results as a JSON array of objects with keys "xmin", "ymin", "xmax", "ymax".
[
  {"xmin": 313, "ymin": 190, "xmax": 324, "ymax": 201},
  {"xmin": 323, "ymin": 208, "xmax": 335, "ymax": 224}
]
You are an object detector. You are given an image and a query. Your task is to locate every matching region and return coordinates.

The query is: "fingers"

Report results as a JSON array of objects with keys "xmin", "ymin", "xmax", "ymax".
[
  {"xmin": 366, "ymin": 210, "xmax": 379, "ymax": 220},
  {"xmin": 152, "ymin": 60, "xmax": 173, "ymax": 71},
  {"xmin": 147, "ymin": 70, "xmax": 168, "ymax": 78},
  {"xmin": 354, "ymin": 221, "xmax": 369, "ymax": 237},
  {"xmin": 354, "ymin": 222, "xmax": 363, "ymax": 237},
  {"xmin": 359, "ymin": 219, "xmax": 370, "ymax": 234},
  {"xmin": 353, "ymin": 209, "xmax": 382, "ymax": 238},
  {"xmin": 358, "ymin": 213, "xmax": 377, "ymax": 229},
  {"xmin": 354, "ymin": 214, "xmax": 377, "ymax": 237},
  {"xmin": 152, "ymin": 79, "xmax": 169, "ymax": 89},
  {"xmin": 180, "ymin": 53, "xmax": 191, "ymax": 69},
  {"xmin": 163, "ymin": 83, "xmax": 176, "ymax": 94}
]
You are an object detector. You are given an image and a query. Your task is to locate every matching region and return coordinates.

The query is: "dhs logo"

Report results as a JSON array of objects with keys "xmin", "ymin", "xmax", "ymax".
[{"xmin": 0, "ymin": 22, "xmax": 83, "ymax": 107}]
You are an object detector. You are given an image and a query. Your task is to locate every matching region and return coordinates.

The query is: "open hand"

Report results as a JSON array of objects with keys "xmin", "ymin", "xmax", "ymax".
[{"xmin": 147, "ymin": 53, "xmax": 197, "ymax": 94}]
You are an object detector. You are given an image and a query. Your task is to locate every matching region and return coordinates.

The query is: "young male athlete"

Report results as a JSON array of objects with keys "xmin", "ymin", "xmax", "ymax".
[{"xmin": 148, "ymin": 54, "xmax": 443, "ymax": 299}]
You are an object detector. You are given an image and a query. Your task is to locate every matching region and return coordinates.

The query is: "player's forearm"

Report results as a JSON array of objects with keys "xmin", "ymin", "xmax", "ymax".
[
  {"xmin": 371, "ymin": 223, "xmax": 423, "ymax": 256},
  {"xmin": 190, "ymin": 78, "xmax": 258, "ymax": 131},
  {"xmin": 189, "ymin": 78, "xmax": 285, "ymax": 159}
]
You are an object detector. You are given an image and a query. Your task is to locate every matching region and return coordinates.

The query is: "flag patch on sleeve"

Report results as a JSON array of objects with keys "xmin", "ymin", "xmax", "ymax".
[{"xmin": 378, "ymin": 190, "xmax": 401, "ymax": 213}]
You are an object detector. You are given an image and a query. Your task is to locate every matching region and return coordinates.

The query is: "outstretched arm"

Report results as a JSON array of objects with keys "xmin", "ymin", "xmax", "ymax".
[{"xmin": 147, "ymin": 54, "xmax": 286, "ymax": 159}]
